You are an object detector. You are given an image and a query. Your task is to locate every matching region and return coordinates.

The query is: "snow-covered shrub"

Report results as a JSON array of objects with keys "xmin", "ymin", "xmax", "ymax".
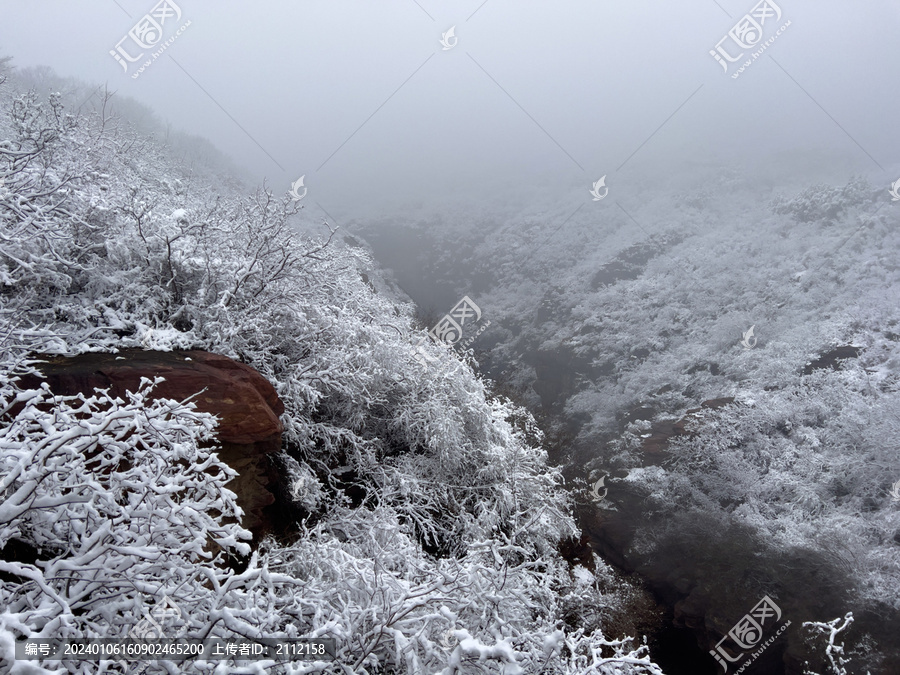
[
  {"xmin": 0, "ymin": 61, "xmax": 666, "ymax": 674},
  {"xmin": 802, "ymin": 613, "xmax": 861, "ymax": 675},
  {"xmin": 770, "ymin": 176, "xmax": 876, "ymax": 225},
  {"xmin": 653, "ymin": 363, "xmax": 900, "ymax": 610},
  {"xmin": 257, "ymin": 514, "xmax": 664, "ymax": 675},
  {"xmin": 0, "ymin": 364, "xmax": 255, "ymax": 674}
]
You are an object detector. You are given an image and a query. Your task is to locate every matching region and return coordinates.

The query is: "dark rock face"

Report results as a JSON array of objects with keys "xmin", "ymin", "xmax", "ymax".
[
  {"xmin": 20, "ymin": 349, "xmax": 285, "ymax": 542},
  {"xmin": 590, "ymin": 241, "xmax": 661, "ymax": 289},
  {"xmin": 802, "ymin": 345, "xmax": 860, "ymax": 375},
  {"xmin": 640, "ymin": 397, "xmax": 735, "ymax": 463}
]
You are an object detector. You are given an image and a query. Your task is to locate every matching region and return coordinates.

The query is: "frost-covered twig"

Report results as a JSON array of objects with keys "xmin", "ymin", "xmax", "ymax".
[{"xmin": 803, "ymin": 612, "xmax": 854, "ymax": 675}]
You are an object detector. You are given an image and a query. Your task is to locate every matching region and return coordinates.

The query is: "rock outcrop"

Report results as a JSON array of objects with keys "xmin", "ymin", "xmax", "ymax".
[
  {"xmin": 639, "ymin": 397, "xmax": 735, "ymax": 462},
  {"xmin": 20, "ymin": 349, "xmax": 284, "ymax": 542},
  {"xmin": 802, "ymin": 344, "xmax": 860, "ymax": 375}
]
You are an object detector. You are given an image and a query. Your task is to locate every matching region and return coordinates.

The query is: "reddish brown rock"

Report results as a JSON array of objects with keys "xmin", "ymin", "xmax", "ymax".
[{"xmin": 20, "ymin": 349, "xmax": 284, "ymax": 542}]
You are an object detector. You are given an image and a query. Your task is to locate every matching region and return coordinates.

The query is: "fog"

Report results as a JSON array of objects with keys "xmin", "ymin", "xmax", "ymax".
[
  {"xmin": 2, "ymin": 0, "xmax": 898, "ymax": 220},
  {"xmin": 4, "ymin": 5, "xmax": 900, "ymax": 672}
]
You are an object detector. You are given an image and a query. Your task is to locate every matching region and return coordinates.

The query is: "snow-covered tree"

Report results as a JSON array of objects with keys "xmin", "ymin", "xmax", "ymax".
[{"xmin": 0, "ymin": 59, "xmax": 665, "ymax": 674}]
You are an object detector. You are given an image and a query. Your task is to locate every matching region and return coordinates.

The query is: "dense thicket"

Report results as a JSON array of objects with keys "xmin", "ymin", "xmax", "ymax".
[
  {"xmin": 347, "ymin": 152, "xmax": 900, "ymax": 672},
  {"xmin": 0, "ymin": 62, "xmax": 665, "ymax": 674}
]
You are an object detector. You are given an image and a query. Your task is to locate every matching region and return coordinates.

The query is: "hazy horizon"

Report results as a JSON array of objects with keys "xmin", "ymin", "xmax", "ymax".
[{"xmin": 1, "ymin": 1, "xmax": 897, "ymax": 220}]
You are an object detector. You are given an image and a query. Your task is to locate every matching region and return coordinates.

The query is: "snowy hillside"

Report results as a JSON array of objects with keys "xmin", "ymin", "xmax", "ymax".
[
  {"xmin": 0, "ymin": 62, "xmax": 671, "ymax": 674},
  {"xmin": 348, "ymin": 157, "xmax": 900, "ymax": 672}
]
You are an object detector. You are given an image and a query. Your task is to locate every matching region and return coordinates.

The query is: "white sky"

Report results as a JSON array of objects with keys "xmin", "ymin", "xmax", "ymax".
[{"xmin": 1, "ymin": 1, "xmax": 898, "ymax": 218}]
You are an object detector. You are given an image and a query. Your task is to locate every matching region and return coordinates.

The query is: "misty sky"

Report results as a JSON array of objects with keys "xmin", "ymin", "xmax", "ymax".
[{"xmin": 1, "ymin": 1, "xmax": 898, "ymax": 219}]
